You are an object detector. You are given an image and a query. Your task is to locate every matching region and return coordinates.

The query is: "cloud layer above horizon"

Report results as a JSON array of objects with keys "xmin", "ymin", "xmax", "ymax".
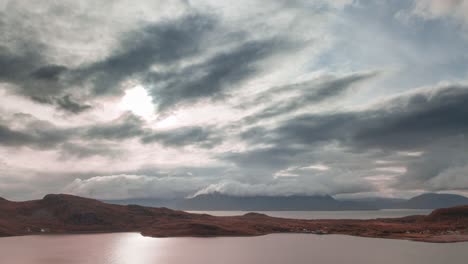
[{"xmin": 1, "ymin": 0, "xmax": 468, "ymax": 200}]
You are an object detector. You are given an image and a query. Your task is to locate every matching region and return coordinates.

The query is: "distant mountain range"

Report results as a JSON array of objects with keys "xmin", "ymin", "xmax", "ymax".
[
  {"xmin": 174, "ymin": 193, "xmax": 375, "ymax": 211},
  {"xmin": 403, "ymin": 193, "xmax": 468, "ymax": 209},
  {"xmin": 106, "ymin": 192, "xmax": 468, "ymax": 211}
]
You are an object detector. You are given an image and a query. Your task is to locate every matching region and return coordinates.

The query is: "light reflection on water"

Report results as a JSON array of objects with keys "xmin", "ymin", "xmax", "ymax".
[
  {"xmin": 110, "ymin": 233, "xmax": 162, "ymax": 264},
  {"xmin": 1, "ymin": 233, "xmax": 467, "ymax": 264}
]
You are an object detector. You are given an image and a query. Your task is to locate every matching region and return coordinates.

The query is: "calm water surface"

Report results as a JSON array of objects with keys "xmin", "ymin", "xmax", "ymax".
[
  {"xmin": 1, "ymin": 233, "xmax": 467, "ymax": 264},
  {"xmin": 188, "ymin": 209, "xmax": 432, "ymax": 219}
]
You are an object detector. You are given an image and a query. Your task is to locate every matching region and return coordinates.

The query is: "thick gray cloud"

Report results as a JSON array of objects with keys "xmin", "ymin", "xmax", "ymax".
[
  {"xmin": 145, "ymin": 38, "xmax": 292, "ymax": 110},
  {"xmin": 0, "ymin": 11, "xmax": 87, "ymax": 113},
  {"xmin": 59, "ymin": 142, "xmax": 124, "ymax": 159},
  {"xmin": 243, "ymin": 71, "xmax": 378, "ymax": 124},
  {"xmin": 0, "ymin": 109, "xmax": 225, "ymax": 156},
  {"xmin": 0, "ymin": 124, "xmax": 37, "ymax": 147},
  {"xmin": 0, "ymin": 113, "xmax": 142, "ymax": 150},
  {"xmin": 55, "ymin": 95, "xmax": 92, "ymax": 114},
  {"xmin": 229, "ymin": 84, "xmax": 468, "ymax": 193},
  {"xmin": 0, "ymin": 35, "xmax": 66, "ymax": 108},
  {"xmin": 74, "ymin": 14, "xmax": 218, "ymax": 98},
  {"xmin": 0, "ymin": 114, "xmax": 72, "ymax": 149},
  {"xmin": 83, "ymin": 113, "xmax": 145, "ymax": 141},
  {"xmin": 30, "ymin": 65, "xmax": 68, "ymax": 81},
  {"xmin": 0, "ymin": 46, "xmax": 44, "ymax": 84},
  {"xmin": 352, "ymin": 85, "xmax": 468, "ymax": 149},
  {"xmin": 141, "ymin": 126, "xmax": 222, "ymax": 148},
  {"xmin": 0, "ymin": 8, "xmax": 294, "ymax": 114},
  {"xmin": 0, "ymin": 11, "xmax": 220, "ymax": 113},
  {"xmin": 394, "ymin": 136, "xmax": 468, "ymax": 191},
  {"xmin": 241, "ymin": 84, "xmax": 468, "ymax": 151}
]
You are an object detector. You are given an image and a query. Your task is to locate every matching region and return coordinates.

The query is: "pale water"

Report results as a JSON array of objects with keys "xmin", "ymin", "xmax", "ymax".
[
  {"xmin": 1, "ymin": 233, "xmax": 467, "ymax": 264},
  {"xmin": 189, "ymin": 209, "xmax": 432, "ymax": 219}
]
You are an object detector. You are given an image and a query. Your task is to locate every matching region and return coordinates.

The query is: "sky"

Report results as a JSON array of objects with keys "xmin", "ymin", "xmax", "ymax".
[{"xmin": 1, "ymin": 0, "xmax": 468, "ymax": 201}]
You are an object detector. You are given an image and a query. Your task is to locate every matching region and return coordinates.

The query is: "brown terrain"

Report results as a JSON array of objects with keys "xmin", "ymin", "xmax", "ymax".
[{"xmin": 1, "ymin": 194, "xmax": 467, "ymax": 243}]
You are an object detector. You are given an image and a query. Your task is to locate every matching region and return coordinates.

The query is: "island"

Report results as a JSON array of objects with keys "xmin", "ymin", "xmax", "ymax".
[{"xmin": 1, "ymin": 194, "xmax": 467, "ymax": 243}]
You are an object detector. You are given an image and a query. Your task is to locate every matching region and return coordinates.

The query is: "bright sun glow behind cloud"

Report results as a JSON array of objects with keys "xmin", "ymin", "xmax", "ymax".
[{"xmin": 119, "ymin": 85, "xmax": 155, "ymax": 120}]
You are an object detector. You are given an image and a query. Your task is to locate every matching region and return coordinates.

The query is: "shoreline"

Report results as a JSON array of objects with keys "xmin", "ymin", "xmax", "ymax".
[{"xmin": 2, "ymin": 231, "xmax": 468, "ymax": 244}]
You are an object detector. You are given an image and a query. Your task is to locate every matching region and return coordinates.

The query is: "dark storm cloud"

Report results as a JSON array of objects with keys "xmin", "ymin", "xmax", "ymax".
[
  {"xmin": 229, "ymin": 84, "xmax": 468, "ymax": 183},
  {"xmin": 81, "ymin": 112, "xmax": 223, "ymax": 148},
  {"xmin": 0, "ymin": 113, "xmax": 135, "ymax": 152},
  {"xmin": 223, "ymin": 145, "xmax": 306, "ymax": 170},
  {"xmin": 243, "ymin": 72, "xmax": 378, "ymax": 124},
  {"xmin": 141, "ymin": 126, "xmax": 222, "ymax": 148},
  {"xmin": 0, "ymin": 12, "xmax": 221, "ymax": 113},
  {"xmin": 0, "ymin": 36, "xmax": 62, "ymax": 105},
  {"xmin": 0, "ymin": 112, "xmax": 148, "ymax": 150},
  {"xmin": 145, "ymin": 38, "xmax": 291, "ymax": 111},
  {"xmin": 352, "ymin": 85, "xmax": 468, "ymax": 149},
  {"xmin": 59, "ymin": 142, "xmax": 123, "ymax": 159},
  {"xmin": 0, "ymin": 117, "xmax": 72, "ymax": 149},
  {"xmin": 1, "ymin": 10, "xmax": 285, "ymax": 114},
  {"xmin": 1, "ymin": 5, "xmax": 296, "ymax": 114},
  {"xmin": 55, "ymin": 95, "xmax": 92, "ymax": 114},
  {"xmin": 393, "ymin": 137, "xmax": 468, "ymax": 190},
  {"xmin": 0, "ymin": 124, "xmax": 36, "ymax": 147},
  {"xmin": 0, "ymin": 47, "xmax": 88, "ymax": 114},
  {"xmin": 0, "ymin": 13, "xmax": 80, "ymax": 113},
  {"xmin": 246, "ymin": 84, "xmax": 468, "ymax": 151},
  {"xmin": 83, "ymin": 113, "xmax": 145, "ymax": 141},
  {"xmin": 0, "ymin": 110, "xmax": 222, "ymax": 158},
  {"xmin": 0, "ymin": 10, "xmax": 47, "ymax": 82},
  {"xmin": 0, "ymin": 46, "xmax": 44, "ymax": 82},
  {"xmin": 74, "ymin": 14, "xmax": 218, "ymax": 97},
  {"xmin": 30, "ymin": 65, "xmax": 68, "ymax": 81}
]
